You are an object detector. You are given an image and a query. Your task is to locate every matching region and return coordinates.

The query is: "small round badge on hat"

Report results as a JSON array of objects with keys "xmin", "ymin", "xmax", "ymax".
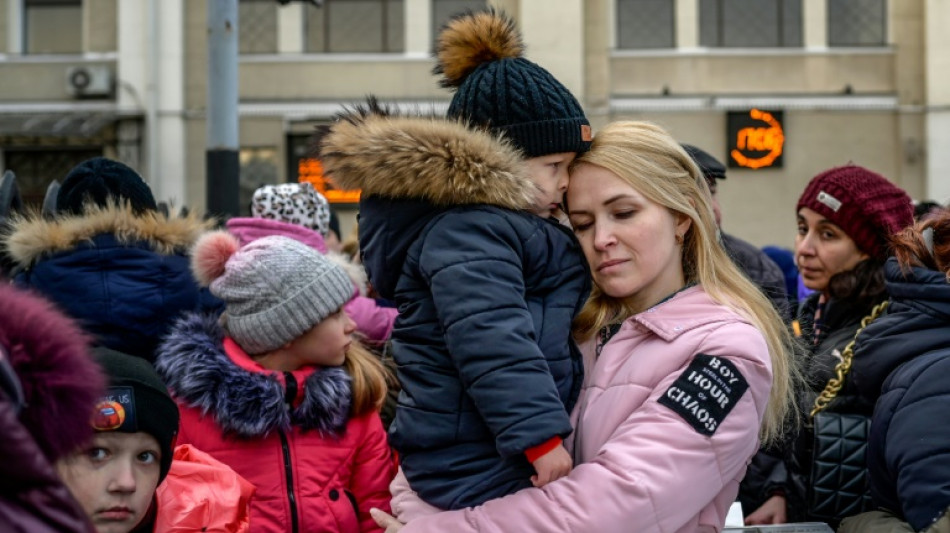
[{"xmin": 92, "ymin": 400, "xmax": 126, "ymax": 431}]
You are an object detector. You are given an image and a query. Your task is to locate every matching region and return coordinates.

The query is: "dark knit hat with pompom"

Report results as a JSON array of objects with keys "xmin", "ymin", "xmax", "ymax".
[
  {"xmin": 796, "ymin": 164, "xmax": 914, "ymax": 259},
  {"xmin": 435, "ymin": 9, "xmax": 591, "ymax": 158},
  {"xmin": 57, "ymin": 157, "xmax": 157, "ymax": 215}
]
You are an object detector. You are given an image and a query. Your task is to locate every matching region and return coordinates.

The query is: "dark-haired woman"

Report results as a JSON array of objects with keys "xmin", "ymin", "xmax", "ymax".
[{"xmin": 746, "ymin": 164, "xmax": 914, "ymax": 526}]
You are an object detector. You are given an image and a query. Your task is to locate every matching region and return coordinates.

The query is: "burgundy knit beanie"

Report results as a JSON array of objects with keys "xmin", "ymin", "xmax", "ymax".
[{"xmin": 796, "ymin": 165, "xmax": 914, "ymax": 259}]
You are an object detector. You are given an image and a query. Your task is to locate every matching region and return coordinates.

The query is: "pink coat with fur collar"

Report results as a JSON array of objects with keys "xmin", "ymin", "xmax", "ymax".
[{"xmin": 393, "ymin": 286, "xmax": 772, "ymax": 533}]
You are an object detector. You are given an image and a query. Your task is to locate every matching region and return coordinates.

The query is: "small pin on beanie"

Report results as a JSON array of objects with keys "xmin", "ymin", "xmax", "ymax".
[
  {"xmin": 91, "ymin": 347, "xmax": 179, "ymax": 483},
  {"xmin": 251, "ymin": 182, "xmax": 332, "ymax": 238},
  {"xmin": 435, "ymin": 9, "xmax": 591, "ymax": 158},
  {"xmin": 56, "ymin": 157, "xmax": 158, "ymax": 215},
  {"xmin": 191, "ymin": 232, "xmax": 353, "ymax": 355},
  {"xmin": 796, "ymin": 165, "xmax": 914, "ymax": 259}
]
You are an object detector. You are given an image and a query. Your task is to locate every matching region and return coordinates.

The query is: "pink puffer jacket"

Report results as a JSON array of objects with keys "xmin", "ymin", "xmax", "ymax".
[{"xmin": 393, "ymin": 286, "xmax": 773, "ymax": 533}]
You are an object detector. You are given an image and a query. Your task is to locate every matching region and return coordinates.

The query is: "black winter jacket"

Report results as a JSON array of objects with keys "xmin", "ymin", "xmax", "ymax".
[
  {"xmin": 785, "ymin": 290, "xmax": 883, "ymax": 523},
  {"xmin": 721, "ymin": 232, "xmax": 790, "ymax": 320},
  {"xmin": 320, "ymin": 111, "xmax": 591, "ymax": 510},
  {"xmin": 855, "ymin": 259, "xmax": 950, "ymax": 531}
]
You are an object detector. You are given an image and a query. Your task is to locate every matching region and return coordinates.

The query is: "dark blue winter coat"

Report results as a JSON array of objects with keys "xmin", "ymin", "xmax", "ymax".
[
  {"xmin": 5, "ymin": 205, "xmax": 219, "ymax": 362},
  {"xmin": 850, "ymin": 259, "xmax": 950, "ymax": 531},
  {"xmin": 320, "ymin": 111, "xmax": 591, "ymax": 510}
]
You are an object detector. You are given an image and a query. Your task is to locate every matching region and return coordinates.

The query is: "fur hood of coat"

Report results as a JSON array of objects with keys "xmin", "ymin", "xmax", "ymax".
[
  {"xmin": 4, "ymin": 203, "xmax": 211, "ymax": 269},
  {"xmin": 319, "ymin": 102, "xmax": 537, "ymax": 210},
  {"xmin": 156, "ymin": 313, "xmax": 352, "ymax": 439}
]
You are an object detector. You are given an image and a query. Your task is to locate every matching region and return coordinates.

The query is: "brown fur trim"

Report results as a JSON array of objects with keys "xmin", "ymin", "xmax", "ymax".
[
  {"xmin": 435, "ymin": 9, "xmax": 524, "ymax": 88},
  {"xmin": 320, "ymin": 111, "xmax": 536, "ymax": 210},
  {"xmin": 5, "ymin": 203, "xmax": 213, "ymax": 268}
]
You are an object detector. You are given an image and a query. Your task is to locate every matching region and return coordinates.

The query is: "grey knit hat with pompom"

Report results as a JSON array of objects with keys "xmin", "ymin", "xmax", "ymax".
[{"xmin": 191, "ymin": 232, "xmax": 353, "ymax": 354}]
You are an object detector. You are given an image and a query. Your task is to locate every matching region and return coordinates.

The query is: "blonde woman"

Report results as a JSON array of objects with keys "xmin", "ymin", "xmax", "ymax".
[{"xmin": 373, "ymin": 121, "xmax": 798, "ymax": 533}]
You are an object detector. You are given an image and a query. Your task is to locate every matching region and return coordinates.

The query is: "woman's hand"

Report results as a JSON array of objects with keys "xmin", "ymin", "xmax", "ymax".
[
  {"xmin": 371, "ymin": 508, "xmax": 405, "ymax": 532},
  {"xmin": 744, "ymin": 494, "xmax": 787, "ymax": 525}
]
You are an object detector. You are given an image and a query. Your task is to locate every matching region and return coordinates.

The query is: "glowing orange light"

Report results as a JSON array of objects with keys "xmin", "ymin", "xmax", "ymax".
[
  {"xmin": 298, "ymin": 158, "xmax": 361, "ymax": 203},
  {"xmin": 730, "ymin": 109, "xmax": 784, "ymax": 169}
]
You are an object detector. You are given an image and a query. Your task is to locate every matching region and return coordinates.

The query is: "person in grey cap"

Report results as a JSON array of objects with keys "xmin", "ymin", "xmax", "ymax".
[{"xmin": 155, "ymin": 232, "xmax": 395, "ymax": 533}]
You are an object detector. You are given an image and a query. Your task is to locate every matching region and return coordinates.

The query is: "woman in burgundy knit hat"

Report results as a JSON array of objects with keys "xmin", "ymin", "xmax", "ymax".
[{"xmin": 745, "ymin": 164, "xmax": 914, "ymax": 527}]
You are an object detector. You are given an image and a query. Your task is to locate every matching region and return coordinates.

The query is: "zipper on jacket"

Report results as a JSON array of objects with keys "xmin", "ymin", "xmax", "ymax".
[
  {"xmin": 278, "ymin": 428, "xmax": 299, "ymax": 533},
  {"xmin": 280, "ymin": 371, "xmax": 300, "ymax": 533}
]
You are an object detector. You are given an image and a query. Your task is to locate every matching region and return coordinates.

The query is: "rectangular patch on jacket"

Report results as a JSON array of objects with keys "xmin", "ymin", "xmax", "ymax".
[{"xmin": 658, "ymin": 354, "xmax": 749, "ymax": 436}]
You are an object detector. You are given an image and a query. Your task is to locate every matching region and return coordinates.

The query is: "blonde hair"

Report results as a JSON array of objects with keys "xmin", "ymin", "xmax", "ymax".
[
  {"xmin": 344, "ymin": 341, "xmax": 389, "ymax": 416},
  {"xmin": 225, "ymin": 314, "xmax": 389, "ymax": 418},
  {"xmin": 571, "ymin": 121, "xmax": 800, "ymax": 445}
]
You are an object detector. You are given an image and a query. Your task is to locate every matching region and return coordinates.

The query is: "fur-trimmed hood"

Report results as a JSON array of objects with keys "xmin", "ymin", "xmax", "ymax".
[
  {"xmin": 319, "ymin": 103, "xmax": 536, "ymax": 210},
  {"xmin": 4, "ymin": 203, "xmax": 212, "ymax": 269},
  {"xmin": 156, "ymin": 313, "xmax": 352, "ymax": 439}
]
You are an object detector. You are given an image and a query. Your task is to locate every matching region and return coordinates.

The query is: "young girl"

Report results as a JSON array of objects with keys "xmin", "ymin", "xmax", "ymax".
[
  {"xmin": 319, "ymin": 9, "xmax": 592, "ymax": 512},
  {"xmin": 156, "ymin": 233, "xmax": 395, "ymax": 533}
]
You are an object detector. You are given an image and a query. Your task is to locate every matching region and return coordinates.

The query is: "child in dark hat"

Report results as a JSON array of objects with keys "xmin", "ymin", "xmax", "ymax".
[
  {"xmin": 56, "ymin": 348, "xmax": 178, "ymax": 533},
  {"xmin": 4, "ymin": 156, "xmax": 219, "ymax": 363},
  {"xmin": 58, "ymin": 347, "xmax": 253, "ymax": 533},
  {"xmin": 320, "ymin": 8, "xmax": 591, "ymax": 513},
  {"xmin": 155, "ymin": 232, "xmax": 394, "ymax": 533}
]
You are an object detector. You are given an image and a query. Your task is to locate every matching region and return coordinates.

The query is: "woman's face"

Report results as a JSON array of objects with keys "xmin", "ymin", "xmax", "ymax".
[
  {"xmin": 567, "ymin": 163, "xmax": 689, "ymax": 312},
  {"xmin": 795, "ymin": 207, "xmax": 869, "ymax": 293},
  {"xmin": 57, "ymin": 432, "xmax": 161, "ymax": 533}
]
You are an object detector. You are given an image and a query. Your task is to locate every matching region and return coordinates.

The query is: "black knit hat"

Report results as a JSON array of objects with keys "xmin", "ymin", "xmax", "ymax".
[
  {"xmin": 681, "ymin": 144, "xmax": 726, "ymax": 183},
  {"xmin": 91, "ymin": 347, "xmax": 179, "ymax": 483},
  {"xmin": 435, "ymin": 9, "xmax": 591, "ymax": 158},
  {"xmin": 57, "ymin": 157, "xmax": 157, "ymax": 216}
]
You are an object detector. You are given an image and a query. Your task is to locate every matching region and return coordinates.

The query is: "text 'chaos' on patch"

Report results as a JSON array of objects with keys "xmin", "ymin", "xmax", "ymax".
[{"xmin": 658, "ymin": 354, "xmax": 749, "ymax": 436}]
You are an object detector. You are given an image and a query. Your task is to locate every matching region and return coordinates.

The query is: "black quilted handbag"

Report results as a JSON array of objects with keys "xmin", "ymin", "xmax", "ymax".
[
  {"xmin": 806, "ymin": 301, "xmax": 888, "ymax": 523},
  {"xmin": 808, "ymin": 412, "xmax": 873, "ymax": 520}
]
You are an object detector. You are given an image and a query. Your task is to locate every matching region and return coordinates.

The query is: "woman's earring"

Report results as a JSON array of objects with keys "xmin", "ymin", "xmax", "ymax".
[{"xmin": 675, "ymin": 233, "xmax": 684, "ymax": 245}]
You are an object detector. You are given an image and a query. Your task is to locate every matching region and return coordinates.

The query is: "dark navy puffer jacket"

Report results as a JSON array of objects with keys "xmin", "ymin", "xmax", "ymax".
[
  {"xmin": 320, "ymin": 110, "xmax": 591, "ymax": 510},
  {"xmin": 5, "ymin": 205, "xmax": 220, "ymax": 362},
  {"xmin": 852, "ymin": 259, "xmax": 950, "ymax": 531}
]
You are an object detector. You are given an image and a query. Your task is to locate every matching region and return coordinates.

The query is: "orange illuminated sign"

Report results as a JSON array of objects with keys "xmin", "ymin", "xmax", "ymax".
[
  {"xmin": 297, "ymin": 157, "xmax": 361, "ymax": 204},
  {"xmin": 727, "ymin": 109, "xmax": 785, "ymax": 169}
]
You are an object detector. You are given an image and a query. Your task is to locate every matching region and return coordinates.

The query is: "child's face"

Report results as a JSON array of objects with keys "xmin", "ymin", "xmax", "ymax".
[
  {"xmin": 523, "ymin": 152, "xmax": 576, "ymax": 217},
  {"xmin": 288, "ymin": 308, "xmax": 357, "ymax": 367},
  {"xmin": 57, "ymin": 432, "xmax": 162, "ymax": 533}
]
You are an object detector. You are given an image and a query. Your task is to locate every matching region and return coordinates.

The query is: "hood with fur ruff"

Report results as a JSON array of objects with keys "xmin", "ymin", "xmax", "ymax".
[
  {"xmin": 156, "ymin": 313, "xmax": 352, "ymax": 439},
  {"xmin": 318, "ymin": 101, "xmax": 538, "ymax": 299},
  {"xmin": 319, "ymin": 101, "xmax": 537, "ymax": 210},
  {"xmin": 4, "ymin": 203, "xmax": 211, "ymax": 269}
]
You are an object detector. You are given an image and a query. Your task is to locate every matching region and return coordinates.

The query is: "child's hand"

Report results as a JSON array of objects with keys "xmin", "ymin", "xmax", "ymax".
[{"xmin": 530, "ymin": 443, "xmax": 573, "ymax": 487}]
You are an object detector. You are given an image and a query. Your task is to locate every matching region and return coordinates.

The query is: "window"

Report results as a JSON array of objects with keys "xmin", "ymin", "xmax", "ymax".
[
  {"xmin": 828, "ymin": 0, "xmax": 886, "ymax": 46},
  {"xmin": 239, "ymin": 148, "xmax": 279, "ymax": 216},
  {"xmin": 432, "ymin": 0, "xmax": 485, "ymax": 49},
  {"xmin": 25, "ymin": 0, "xmax": 83, "ymax": 54},
  {"xmin": 699, "ymin": 0, "xmax": 802, "ymax": 48},
  {"xmin": 239, "ymin": 0, "xmax": 279, "ymax": 54},
  {"xmin": 305, "ymin": 0, "xmax": 405, "ymax": 53},
  {"xmin": 617, "ymin": 0, "xmax": 675, "ymax": 49}
]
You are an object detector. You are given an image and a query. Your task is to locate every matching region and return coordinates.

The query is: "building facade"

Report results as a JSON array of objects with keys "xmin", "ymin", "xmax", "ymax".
[{"xmin": 0, "ymin": 0, "xmax": 946, "ymax": 247}]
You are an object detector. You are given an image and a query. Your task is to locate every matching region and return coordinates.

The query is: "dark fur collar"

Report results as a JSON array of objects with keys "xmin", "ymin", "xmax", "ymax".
[{"xmin": 156, "ymin": 313, "xmax": 351, "ymax": 438}]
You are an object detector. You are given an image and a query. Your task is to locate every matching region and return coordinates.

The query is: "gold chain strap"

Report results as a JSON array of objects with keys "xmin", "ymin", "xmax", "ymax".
[{"xmin": 809, "ymin": 300, "xmax": 890, "ymax": 419}]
